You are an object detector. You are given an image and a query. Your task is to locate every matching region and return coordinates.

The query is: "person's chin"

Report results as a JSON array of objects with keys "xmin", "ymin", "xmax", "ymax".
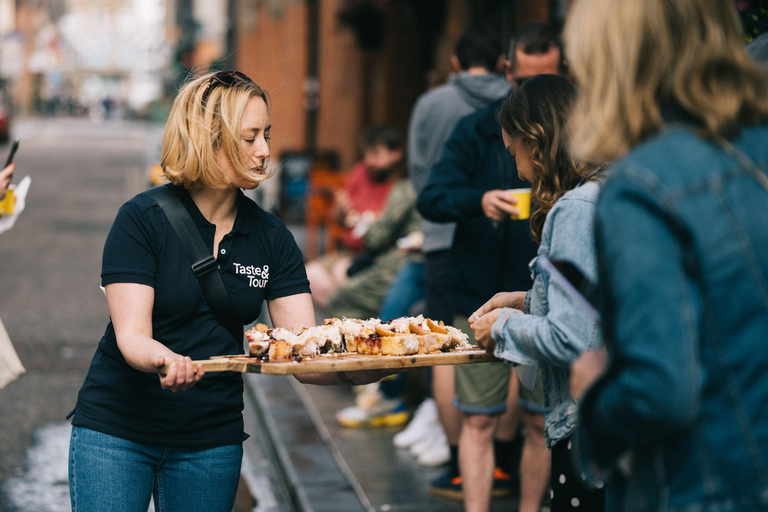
[{"xmin": 240, "ymin": 182, "xmax": 260, "ymax": 190}]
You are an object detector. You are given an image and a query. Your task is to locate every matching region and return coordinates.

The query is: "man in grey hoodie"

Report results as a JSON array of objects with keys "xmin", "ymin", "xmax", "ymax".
[{"xmin": 384, "ymin": 21, "xmax": 516, "ymax": 494}]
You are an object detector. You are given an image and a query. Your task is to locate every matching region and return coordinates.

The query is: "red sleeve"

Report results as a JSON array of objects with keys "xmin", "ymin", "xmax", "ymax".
[{"xmin": 344, "ymin": 163, "xmax": 366, "ymax": 196}]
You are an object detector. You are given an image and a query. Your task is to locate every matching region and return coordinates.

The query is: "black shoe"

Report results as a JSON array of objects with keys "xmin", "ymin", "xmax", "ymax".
[
  {"xmin": 427, "ymin": 467, "xmax": 514, "ymax": 500},
  {"xmin": 428, "ymin": 468, "xmax": 462, "ymax": 500}
]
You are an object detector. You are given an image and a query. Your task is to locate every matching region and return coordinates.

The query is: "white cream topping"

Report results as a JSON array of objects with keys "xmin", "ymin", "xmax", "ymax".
[
  {"xmin": 341, "ymin": 317, "xmax": 379, "ymax": 337},
  {"xmin": 271, "ymin": 327, "xmax": 299, "ymax": 344},
  {"xmin": 403, "ymin": 334, "xmax": 419, "ymax": 354},
  {"xmin": 245, "ymin": 329, "xmax": 270, "ymax": 343},
  {"xmin": 299, "ymin": 324, "xmax": 343, "ymax": 352},
  {"xmin": 447, "ymin": 326, "xmax": 471, "ymax": 348}
]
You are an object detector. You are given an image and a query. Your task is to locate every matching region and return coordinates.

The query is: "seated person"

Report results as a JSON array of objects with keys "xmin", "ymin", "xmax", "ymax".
[
  {"xmin": 306, "ymin": 126, "xmax": 405, "ymax": 309},
  {"xmin": 325, "ymin": 170, "xmax": 421, "ymax": 321}
]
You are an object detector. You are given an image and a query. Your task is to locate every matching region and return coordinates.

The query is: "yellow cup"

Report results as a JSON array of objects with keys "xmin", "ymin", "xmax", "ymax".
[
  {"xmin": 508, "ymin": 188, "xmax": 531, "ymax": 220},
  {"xmin": 0, "ymin": 188, "xmax": 15, "ymax": 215}
]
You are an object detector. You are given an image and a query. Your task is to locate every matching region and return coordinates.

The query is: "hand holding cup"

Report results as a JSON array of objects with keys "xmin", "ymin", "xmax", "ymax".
[{"xmin": 507, "ymin": 188, "xmax": 531, "ymax": 220}]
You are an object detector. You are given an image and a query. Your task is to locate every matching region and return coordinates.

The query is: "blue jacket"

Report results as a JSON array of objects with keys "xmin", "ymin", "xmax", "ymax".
[
  {"xmin": 408, "ymin": 72, "xmax": 510, "ymax": 253},
  {"xmin": 417, "ymin": 99, "xmax": 538, "ymax": 315},
  {"xmin": 491, "ymin": 181, "xmax": 603, "ymax": 448},
  {"xmin": 577, "ymin": 125, "xmax": 768, "ymax": 512}
]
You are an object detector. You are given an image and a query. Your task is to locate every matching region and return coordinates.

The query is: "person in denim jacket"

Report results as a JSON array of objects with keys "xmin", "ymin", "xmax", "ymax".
[
  {"xmin": 564, "ymin": 1, "xmax": 768, "ymax": 511},
  {"xmin": 470, "ymin": 74, "xmax": 605, "ymax": 512}
]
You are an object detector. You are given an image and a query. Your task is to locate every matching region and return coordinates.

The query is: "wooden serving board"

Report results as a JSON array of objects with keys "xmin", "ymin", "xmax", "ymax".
[{"xmin": 160, "ymin": 348, "xmax": 497, "ymax": 375}]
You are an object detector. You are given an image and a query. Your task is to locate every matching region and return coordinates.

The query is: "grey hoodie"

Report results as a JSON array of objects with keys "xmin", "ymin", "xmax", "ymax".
[{"xmin": 408, "ymin": 71, "xmax": 510, "ymax": 252}]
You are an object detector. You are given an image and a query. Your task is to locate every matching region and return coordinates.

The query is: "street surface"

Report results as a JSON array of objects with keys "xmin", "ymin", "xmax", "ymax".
[{"xmin": 0, "ymin": 117, "xmax": 162, "ymax": 511}]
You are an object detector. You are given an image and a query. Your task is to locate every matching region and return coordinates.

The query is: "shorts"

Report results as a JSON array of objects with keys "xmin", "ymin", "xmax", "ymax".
[
  {"xmin": 452, "ymin": 314, "xmax": 545, "ymax": 415},
  {"xmin": 518, "ymin": 366, "xmax": 545, "ymax": 414}
]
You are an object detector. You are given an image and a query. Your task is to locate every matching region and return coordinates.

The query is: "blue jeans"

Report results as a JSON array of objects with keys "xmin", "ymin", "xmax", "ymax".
[
  {"xmin": 378, "ymin": 261, "xmax": 424, "ymax": 321},
  {"xmin": 378, "ymin": 261, "xmax": 425, "ymax": 400},
  {"xmin": 69, "ymin": 426, "xmax": 243, "ymax": 512}
]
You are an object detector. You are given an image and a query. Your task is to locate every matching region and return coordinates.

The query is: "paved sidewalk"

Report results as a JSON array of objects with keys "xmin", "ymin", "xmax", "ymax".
[{"xmin": 244, "ymin": 373, "xmax": 522, "ymax": 512}]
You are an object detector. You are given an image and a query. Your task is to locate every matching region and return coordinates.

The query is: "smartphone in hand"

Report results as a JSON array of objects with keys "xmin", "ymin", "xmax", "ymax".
[
  {"xmin": 4, "ymin": 140, "xmax": 19, "ymax": 169},
  {"xmin": 1, "ymin": 140, "xmax": 20, "ymax": 212}
]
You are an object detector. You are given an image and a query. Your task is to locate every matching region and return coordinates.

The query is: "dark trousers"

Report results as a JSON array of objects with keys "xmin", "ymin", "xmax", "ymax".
[{"xmin": 424, "ymin": 249, "xmax": 456, "ymax": 325}]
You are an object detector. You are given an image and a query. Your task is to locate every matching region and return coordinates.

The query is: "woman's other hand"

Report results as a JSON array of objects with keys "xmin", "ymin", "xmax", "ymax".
[
  {"xmin": 569, "ymin": 347, "xmax": 608, "ymax": 401},
  {"xmin": 471, "ymin": 291, "xmax": 527, "ymax": 321},
  {"xmin": 470, "ymin": 309, "xmax": 501, "ymax": 353},
  {"xmin": 153, "ymin": 355, "xmax": 205, "ymax": 392}
]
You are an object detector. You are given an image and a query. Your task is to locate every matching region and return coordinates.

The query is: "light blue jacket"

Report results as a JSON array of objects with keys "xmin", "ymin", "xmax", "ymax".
[
  {"xmin": 491, "ymin": 180, "xmax": 603, "ymax": 448},
  {"xmin": 577, "ymin": 125, "xmax": 768, "ymax": 512}
]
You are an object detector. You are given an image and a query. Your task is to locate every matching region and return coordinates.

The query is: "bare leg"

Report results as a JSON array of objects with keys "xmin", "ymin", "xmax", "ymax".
[
  {"xmin": 330, "ymin": 256, "xmax": 352, "ymax": 286},
  {"xmin": 433, "ymin": 365, "xmax": 461, "ymax": 445},
  {"xmin": 518, "ymin": 410, "xmax": 550, "ymax": 512},
  {"xmin": 305, "ymin": 260, "xmax": 335, "ymax": 308},
  {"xmin": 460, "ymin": 413, "xmax": 500, "ymax": 512},
  {"xmin": 305, "ymin": 257, "xmax": 350, "ymax": 308},
  {"xmin": 496, "ymin": 374, "xmax": 521, "ymax": 441}
]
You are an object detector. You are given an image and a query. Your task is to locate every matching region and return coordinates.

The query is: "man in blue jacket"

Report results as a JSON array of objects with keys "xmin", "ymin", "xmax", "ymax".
[
  {"xmin": 418, "ymin": 22, "xmax": 566, "ymax": 512},
  {"xmin": 395, "ymin": 21, "xmax": 512, "ymax": 476}
]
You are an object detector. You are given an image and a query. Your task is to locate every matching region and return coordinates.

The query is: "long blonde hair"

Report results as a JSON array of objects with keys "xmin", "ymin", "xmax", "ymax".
[
  {"xmin": 565, "ymin": 0, "xmax": 768, "ymax": 162},
  {"xmin": 161, "ymin": 71, "xmax": 274, "ymax": 189}
]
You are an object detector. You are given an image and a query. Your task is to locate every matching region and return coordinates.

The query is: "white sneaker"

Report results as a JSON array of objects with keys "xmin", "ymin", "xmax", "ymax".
[
  {"xmin": 335, "ymin": 384, "xmax": 409, "ymax": 428},
  {"xmin": 417, "ymin": 427, "xmax": 450, "ymax": 466},
  {"xmin": 409, "ymin": 421, "xmax": 443, "ymax": 457},
  {"xmin": 393, "ymin": 398, "xmax": 438, "ymax": 449},
  {"xmin": 354, "ymin": 383, "xmax": 382, "ymax": 408}
]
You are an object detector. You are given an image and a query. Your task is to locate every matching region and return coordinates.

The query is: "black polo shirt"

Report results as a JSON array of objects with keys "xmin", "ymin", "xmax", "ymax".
[{"xmin": 71, "ymin": 184, "xmax": 309, "ymax": 448}]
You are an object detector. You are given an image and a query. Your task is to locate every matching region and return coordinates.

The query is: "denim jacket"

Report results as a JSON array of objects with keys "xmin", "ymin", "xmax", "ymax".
[
  {"xmin": 577, "ymin": 125, "xmax": 768, "ymax": 512},
  {"xmin": 491, "ymin": 181, "xmax": 603, "ymax": 448}
]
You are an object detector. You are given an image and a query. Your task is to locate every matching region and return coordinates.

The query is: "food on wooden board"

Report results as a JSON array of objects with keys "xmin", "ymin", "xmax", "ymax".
[{"xmin": 246, "ymin": 315, "xmax": 471, "ymax": 360}]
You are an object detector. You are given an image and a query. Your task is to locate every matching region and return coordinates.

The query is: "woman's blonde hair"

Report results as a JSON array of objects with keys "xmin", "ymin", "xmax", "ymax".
[
  {"xmin": 565, "ymin": 0, "xmax": 768, "ymax": 162},
  {"xmin": 160, "ymin": 71, "xmax": 273, "ymax": 189},
  {"xmin": 498, "ymin": 74, "xmax": 600, "ymax": 244}
]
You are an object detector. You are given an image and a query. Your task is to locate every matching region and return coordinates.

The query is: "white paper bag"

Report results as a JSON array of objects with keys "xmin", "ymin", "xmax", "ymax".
[
  {"xmin": 513, "ymin": 364, "xmax": 538, "ymax": 390},
  {"xmin": 0, "ymin": 317, "xmax": 26, "ymax": 389}
]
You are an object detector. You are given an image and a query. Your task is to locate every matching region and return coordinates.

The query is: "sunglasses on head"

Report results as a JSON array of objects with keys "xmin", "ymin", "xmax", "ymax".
[{"xmin": 201, "ymin": 71, "xmax": 254, "ymax": 103}]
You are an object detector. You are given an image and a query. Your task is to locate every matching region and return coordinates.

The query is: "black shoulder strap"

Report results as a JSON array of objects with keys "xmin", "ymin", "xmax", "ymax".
[{"xmin": 147, "ymin": 186, "xmax": 244, "ymax": 344}]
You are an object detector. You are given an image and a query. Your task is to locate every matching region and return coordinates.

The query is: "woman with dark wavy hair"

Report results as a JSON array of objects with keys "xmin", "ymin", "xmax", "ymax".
[
  {"xmin": 470, "ymin": 73, "xmax": 604, "ymax": 511},
  {"xmin": 496, "ymin": 74, "xmax": 599, "ymax": 244}
]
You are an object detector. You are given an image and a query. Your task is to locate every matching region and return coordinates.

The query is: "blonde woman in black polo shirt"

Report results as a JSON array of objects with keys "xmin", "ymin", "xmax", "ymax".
[{"xmin": 68, "ymin": 71, "xmax": 386, "ymax": 512}]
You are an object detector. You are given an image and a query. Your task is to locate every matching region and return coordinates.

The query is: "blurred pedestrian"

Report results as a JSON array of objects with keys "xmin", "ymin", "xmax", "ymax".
[
  {"xmin": 417, "ymin": 21, "xmax": 567, "ymax": 512},
  {"xmin": 0, "ymin": 160, "xmax": 26, "ymax": 390},
  {"xmin": 305, "ymin": 126, "xmax": 404, "ymax": 310},
  {"xmin": 342, "ymin": 20, "xmax": 512, "ymax": 468},
  {"xmin": 564, "ymin": 1, "xmax": 768, "ymax": 511},
  {"xmin": 67, "ymin": 70, "xmax": 392, "ymax": 512},
  {"xmin": 325, "ymin": 162, "xmax": 420, "ymax": 323},
  {"xmin": 471, "ymin": 73, "xmax": 605, "ymax": 512}
]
